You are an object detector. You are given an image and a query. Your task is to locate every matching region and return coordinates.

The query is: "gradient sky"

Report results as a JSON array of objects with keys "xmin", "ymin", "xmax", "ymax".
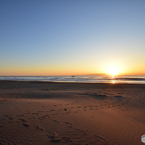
[{"xmin": 1, "ymin": 0, "xmax": 145, "ymax": 76}]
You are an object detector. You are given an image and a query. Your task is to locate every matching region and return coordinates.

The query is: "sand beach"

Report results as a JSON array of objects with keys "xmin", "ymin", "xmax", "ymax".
[{"xmin": 0, "ymin": 81, "xmax": 145, "ymax": 145}]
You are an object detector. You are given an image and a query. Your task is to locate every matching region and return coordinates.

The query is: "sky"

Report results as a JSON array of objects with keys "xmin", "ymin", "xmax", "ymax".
[{"xmin": 0, "ymin": 0, "xmax": 145, "ymax": 76}]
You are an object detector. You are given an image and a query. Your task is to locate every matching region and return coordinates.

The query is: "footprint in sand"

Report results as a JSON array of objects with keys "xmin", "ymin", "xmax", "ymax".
[
  {"xmin": 42, "ymin": 114, "xmax": 50, "ymax": 118},
  {"xmin": 38, "ymin": 114, "xmax": 50, "ymax": 120},
  {"xmin": 65, "ymin": 122, "xmax": 72, "ymax": 128},
  {"xmin": 61, "ymin": 137, "xmax": 72, "ymax": 143},
  {"xmin": 76, "ymin": 129, "xmax": 88, "ymax": 135},
  {"xmin": 49, "ymin": 132, "xmax": 60, "ymax": 143},
  {"xmin": 36, "ymin": 124, "xmax": 43, "ymax": 131},
  {"xmin": 50, "ymin": 139, "xmax": 61, "ymax": 143},
  {"xmin": 32, "ymin": 112, "xmax": 39, "ymax": 115},
  {"xmin": 22, "ymin": 123, "xmax": 29, "ymax": 127},
  {"xmin": 95, "ymin": 135, "xmax": 107, "ymax": 142},
  {"xmin": 16, "ymin": 114, "xmax": 24, "ymax": 117},
  {"xmin": 64, "ymin": 108, "xmax": 67, "ymax": 111},
  {"xmin": 53, "ymin": 120, "xmax": 59, "ymax": 123},
  {"xmin": 50, "ymin": 137, "xmax": 72, "ymax": 143},
  {"xmin": 19, "ymin": 118, "xmax": 27, "ymax": 122}
]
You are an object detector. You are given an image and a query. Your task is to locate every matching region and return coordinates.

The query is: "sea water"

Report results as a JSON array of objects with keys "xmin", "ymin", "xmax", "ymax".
[{"xmin": 0, "ymin": 75, "xmax": 145, "ymax": 84}]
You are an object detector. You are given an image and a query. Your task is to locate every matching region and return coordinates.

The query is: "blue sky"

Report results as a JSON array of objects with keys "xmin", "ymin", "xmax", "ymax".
[{"xmin": 0, "ymin": 0, "xmax": 145, "ymax": 75}]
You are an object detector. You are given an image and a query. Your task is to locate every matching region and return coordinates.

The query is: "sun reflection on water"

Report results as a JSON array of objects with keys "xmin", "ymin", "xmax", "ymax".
[{"xmin": 111, "ymin": 80, "xmax": 115, "ymax": 84}]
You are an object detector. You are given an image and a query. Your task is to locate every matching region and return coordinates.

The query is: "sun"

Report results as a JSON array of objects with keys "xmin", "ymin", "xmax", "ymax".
[
  {"xmin": 102, "ymin": 62, "xmax": 124, "ymax": 77},
  {"xmin": 108, "ymin": 68, "xmax": 118, "ymax": 76},
  {"xmin": 105, "ymin": 64, "xmax": 122, "ymax": 77}
]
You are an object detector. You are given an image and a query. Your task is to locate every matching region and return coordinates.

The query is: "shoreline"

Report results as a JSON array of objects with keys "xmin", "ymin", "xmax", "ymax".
[
  {"xmin": 1, "ymin": 79, "xmax": 145, "ymax": 84},
  {"xmin": 1, "ymin": 74, "xmax": 145, "ymax": 85}
]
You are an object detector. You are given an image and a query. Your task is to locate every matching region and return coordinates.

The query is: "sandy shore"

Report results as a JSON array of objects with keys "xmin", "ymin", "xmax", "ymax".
[{"xmin": 0, "ymin": 81, "xmax": 145, "ymax": 145}]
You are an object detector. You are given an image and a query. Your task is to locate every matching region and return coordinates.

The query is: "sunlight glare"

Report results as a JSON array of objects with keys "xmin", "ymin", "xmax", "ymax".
[
  {"xmin": 104, "ymin": 63, "xmax": 123, "ymax": 77},
  {"xmin": 108, "ymin": 68, "xmax": 118, "ymax": 76}
]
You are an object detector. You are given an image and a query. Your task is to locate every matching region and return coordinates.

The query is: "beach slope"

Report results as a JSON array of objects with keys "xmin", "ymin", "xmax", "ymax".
[{"xmin": 0, "ymin": 81, "xmax": 145, "ymax": 145}]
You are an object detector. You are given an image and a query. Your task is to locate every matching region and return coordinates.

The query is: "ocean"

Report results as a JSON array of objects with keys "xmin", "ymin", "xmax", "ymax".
[{"xmin": 0, "ymin": 75, "xmax": 145, "ymax": 84}]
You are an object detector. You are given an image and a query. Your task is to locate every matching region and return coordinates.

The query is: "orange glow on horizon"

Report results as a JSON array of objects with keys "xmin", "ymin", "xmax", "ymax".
[
  {"xmin": 1, "ymin": 63, "xmax": 145, "ymax": 76},
  {"xmin": 102, "ymin": 62, "xmax": 123, "ymax": 77}
]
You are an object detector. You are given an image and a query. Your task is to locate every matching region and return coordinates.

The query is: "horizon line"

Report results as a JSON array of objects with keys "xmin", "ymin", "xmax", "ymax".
[{"xmin": 0, "ymin": 73, "xmax": 145, "ymax": 77}]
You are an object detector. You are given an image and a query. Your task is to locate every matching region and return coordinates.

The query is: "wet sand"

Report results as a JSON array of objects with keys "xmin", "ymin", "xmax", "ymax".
[{"xmin": 0, "ymin": 81, "xmax": 145, "ymax": 145}]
